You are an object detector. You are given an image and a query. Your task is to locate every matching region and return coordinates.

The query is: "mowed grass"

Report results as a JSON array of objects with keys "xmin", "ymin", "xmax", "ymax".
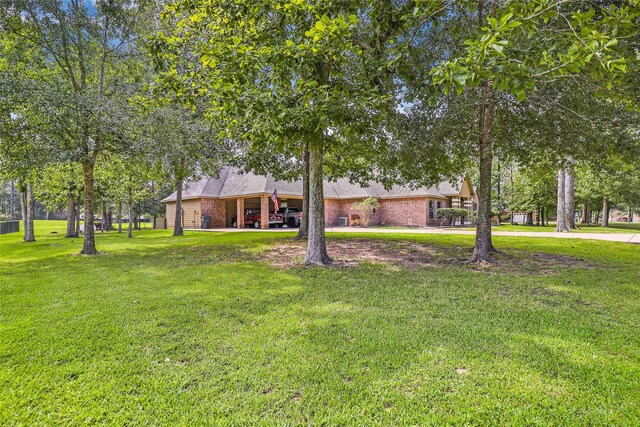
[{"xmin": 1, "ymin": 221, "xmax": 639, "ymax": 425}]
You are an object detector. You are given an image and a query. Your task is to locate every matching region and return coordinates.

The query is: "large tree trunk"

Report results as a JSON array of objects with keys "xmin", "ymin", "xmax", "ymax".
[
  {"xmin": 66, "ymin": 194, "xmax": 76, "ymax": 237},
  {"xmin": 555, "ymin": 169, "xmax": 570, "ymax": 232},
  {"xmin": 471, "ymin": 83, "xmax": 497, "ymax": 263},
  {"xmin": 24, "ymin": 183, "xmax": 35, "ymax": 242},
  {"xmin": 304, "ymin": 143, "xmax": 331, "ymax": 265},
  {"xmin": 118, "ymin": 201, "xmax": 123, "ymax": 233},
  {"xmin": 601, "ymin": 197, "xmax": 609, "ymax": 227},
  {"xmin": 19, "ymin": 183, "xmax": 29, "ymax": 242},
  {"xmin": 295, "ymin": 142, "xmax": 310, "ymax": 240},
  {"xmin": 80, "ymin": 160, "xmax": 98, "ymax": 255},
  {"xmin": 20, "ymin": 185, "xmax": 27, "ymax": 237},
  {"xmin": 173, "ymin": 178, "xmax": 184, "ymax": 236},
  {"xmin": 581, "ymin": 203, "xmax": 588, "ymax": 224},
  {"xmin": 565, "ymin": 162, "xmax": 577, "ymax": 229}
]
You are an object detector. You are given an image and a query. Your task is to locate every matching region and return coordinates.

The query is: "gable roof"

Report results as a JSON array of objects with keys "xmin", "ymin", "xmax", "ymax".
[{"xmin": 161, "ymin": 167, "xmax": 472, "ymax": 202}]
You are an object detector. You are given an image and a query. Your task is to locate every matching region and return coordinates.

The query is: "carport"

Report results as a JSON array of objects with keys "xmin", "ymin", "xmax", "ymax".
[{"xmin": 224, "ymin": 195, "xmax": 302, "ymax": 229}]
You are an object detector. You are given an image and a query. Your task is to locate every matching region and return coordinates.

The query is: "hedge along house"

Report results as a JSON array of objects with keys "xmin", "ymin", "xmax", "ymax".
[{"xmin": 161, "ymin": 167, "xmax": 476, "ymax": 229}]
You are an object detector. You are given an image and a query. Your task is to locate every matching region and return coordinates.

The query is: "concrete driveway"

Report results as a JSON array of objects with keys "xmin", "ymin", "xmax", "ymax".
[{"xmin": 189, "ymin": 226, "xmax": 640, "ymax": 244}]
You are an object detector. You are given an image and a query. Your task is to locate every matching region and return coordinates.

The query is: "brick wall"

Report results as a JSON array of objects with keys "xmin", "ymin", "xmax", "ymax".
[
  {"xmin": 200, "ymin": 198, "xmax": 226, "ymax": 228},
  {"xmin": 167, "ymin": 196, "xmax": 451, "ymax": 229},
  {"xmin": 326, "ymin": 197, "xmax": 447, "ymax": 227},
  {"xmin": 379, "ymin": 198, "xmax": 429, "ymax": 226},
  {"xmin": 325, "ymin": 199, "xmax": 378, "ymax": 226}
]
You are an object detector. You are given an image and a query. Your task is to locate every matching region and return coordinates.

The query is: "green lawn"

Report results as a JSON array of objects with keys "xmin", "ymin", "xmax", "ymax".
[
  {"xmin": 1, "ymin": 221, "xmax": 639, "ymax": 425},
  {"xmin": 458, "ymin": 222, "xmax": 640, "ymax": 234}
]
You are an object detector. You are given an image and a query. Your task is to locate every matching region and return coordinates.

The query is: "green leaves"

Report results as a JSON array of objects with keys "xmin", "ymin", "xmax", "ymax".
[
  {"xmin": 149, "ymin": 0, "xmax": 388, "ymax": 180},
  {"xmin": 430, "ymin": 1, "xmax": 639, "ymax": 102}
]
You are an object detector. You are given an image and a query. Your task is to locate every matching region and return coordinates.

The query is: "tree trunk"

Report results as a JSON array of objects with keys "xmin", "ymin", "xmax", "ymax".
[
  {"xmin": 173, "ymin": 178, "xmax": 184, "ymax": 236},
  {"xmin": 66, "ymin": 194, "xmax": 76, "ymax": 237},
  {"xmin": 304, "ymin": 143, "xmax": 331, "ymax": 265},
  {"xmin": 101, "ymin": 205, "xmax": 107, "ymax": 233},
  {"xmin": 75, "ymin": 200, "xmax": 81, "ymax": 236},
  {"xmin": 127, "ymin": 193, "xmax": 133, "ymax": 239},
  {"xmin": 601, "ymin": 197, "xmax": 609, "ymax": 227},
  {"xmin": 295, "ymin": 142, "xmax": 310, "ymax": 240},
  {"xmin": 628, "ymin": 205, "xmax": 632, "ymax": 223},
  {"xmin": 555, "ymin": 169, "xmax": 570, "ymax": 232},
  {"xmin": 128, "ymin": 182, "xmax": 133, "ymax": 238},
  {"xmin": 471, "ymin": 82, "xmax": 497, "ymax": 263},
  {"xmin": 19, "ymin": 183, "xmax": 28, "ymax": 241},
  {"xmin": 118, "ymin": 201, "xmax": 123, "ymax": 233},
  {"xmin": 80, "ymin": 160, "xmax": 98, "ymax": 254},
  {"xmin": 536, "ymin": 207, "xmax": 540, "ymax": 226},
  {"xmin": 545, "ymin": 208, "xmax": 549, "ymax": 226},
  {"xmin": 581, "ymin": 203, "xmax": 588, "ymax": 224},
  {"xmin": 565, "ymin": 162, "xmax": 577, "ymax": 229},
  {"xmin": 9, "ymin": 180, "xmax": 15, "ymax": 219},
  {"xmin": 24, "ymin": 183, "xmax": 35, "ymax": 242},
  {"xmin": 525, "ymin": 211, "xmax": 533, "ymax": 226},
  {"xmin": 136, "ymin": 201, "xmax": 142, "ymax": 230},
  {"xmin": 509, "ymin": 166, "xmax": 514, "ymax": 225}
]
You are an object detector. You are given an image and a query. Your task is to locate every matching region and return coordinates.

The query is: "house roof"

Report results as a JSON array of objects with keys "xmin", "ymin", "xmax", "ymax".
[{"xmin": 161, "ymin": 167, "xmax": 471, "ymax": 202}]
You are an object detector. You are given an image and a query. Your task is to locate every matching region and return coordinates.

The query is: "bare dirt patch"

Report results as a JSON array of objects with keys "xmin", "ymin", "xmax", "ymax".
[{"xmin": 259, "ymin": 238, "xmax": 594, "ymax": 274}]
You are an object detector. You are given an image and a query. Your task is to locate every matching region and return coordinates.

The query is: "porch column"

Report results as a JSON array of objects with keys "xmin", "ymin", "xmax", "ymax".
[
  {"xmin": 260, "ymin": 195, "xmax": 269, "ymax": 229},
  {"xmin": 464, "ymin": 200, "xmax": 472, "ymax": 224},
  {"xmin": 236, "ymin": 198, "xmax": 245, "ymax": 228}
]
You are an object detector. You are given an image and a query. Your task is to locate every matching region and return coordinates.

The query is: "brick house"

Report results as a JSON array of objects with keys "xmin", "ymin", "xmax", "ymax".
[{"xmin": 161, "ymin": 167, "xmax": 475, "ymax": 229}]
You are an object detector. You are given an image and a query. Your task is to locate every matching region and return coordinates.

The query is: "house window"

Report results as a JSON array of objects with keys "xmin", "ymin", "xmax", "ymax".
[
  {"xmin": 436, "ymin": 201, "xmax": 442, "ymax": 219},
  {"xmin": 429, "ymin": 200, "xmax": 434, "ymax": 220}
]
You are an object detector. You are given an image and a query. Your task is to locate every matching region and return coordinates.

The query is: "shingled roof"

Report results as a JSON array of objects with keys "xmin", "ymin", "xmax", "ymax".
[{"xmin": 162, "ymin": 167, "xmax": 470, "ymax": 202}]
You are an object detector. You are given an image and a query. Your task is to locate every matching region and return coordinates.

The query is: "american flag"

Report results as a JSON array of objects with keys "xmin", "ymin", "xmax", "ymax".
[{"xmin": 271, "ymin": 190, "xmax": 279, "ymax": 212}]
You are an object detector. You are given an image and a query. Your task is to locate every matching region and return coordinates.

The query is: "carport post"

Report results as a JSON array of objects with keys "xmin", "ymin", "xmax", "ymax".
[
  {"xmin": 260, "ymin": 195, "xmax": 269, "ymax": 229},
  {"xmin": 237, "ymin": 198, "xmax": 245, "ymax": 228}
]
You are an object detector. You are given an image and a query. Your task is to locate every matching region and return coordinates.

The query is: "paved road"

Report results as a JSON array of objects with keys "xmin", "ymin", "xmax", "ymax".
[{"xmin": 191, "ymin": 227, "xmax": 640, "ymax": 244}]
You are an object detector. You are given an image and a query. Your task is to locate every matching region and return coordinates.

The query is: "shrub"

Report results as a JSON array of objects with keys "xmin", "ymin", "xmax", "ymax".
[
  {"xmin": 437, "ymin": 208, "xmax": 468, "ymax": 225},
  {"xmin": 351, "ymin": 197, "xmax": 380, "ymax": 227}
]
